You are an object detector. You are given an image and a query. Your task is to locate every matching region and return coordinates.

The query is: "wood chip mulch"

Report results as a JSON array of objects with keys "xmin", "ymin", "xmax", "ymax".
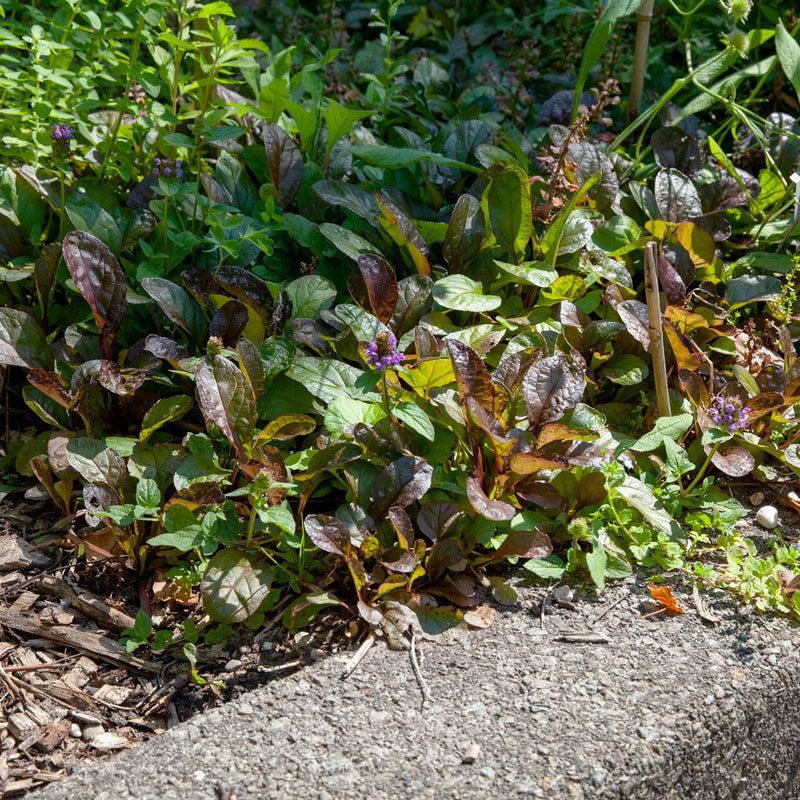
[{"xmin": 0, "ymin": 494, "xmax": 353, "ymax": 799}]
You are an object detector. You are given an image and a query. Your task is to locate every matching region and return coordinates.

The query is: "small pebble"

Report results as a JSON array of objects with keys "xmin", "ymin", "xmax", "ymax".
[
  {"xmin": 224, "ymin": 659, "xmax": 243, "ymax": 672},
  {"xmin": 261, "ymin": 641, "xmax": 274, "ymax": 651},
  {"xmin": 462, "ymin": 742, "xmax": 481, "ymax": 764},
  {"xmin": 749, "ymin": 491, "xmax": 764, "ymax": 506},
  {"xmin": 755, "ymin": 505, "xmax": 779, "ymax": 529},
  {"xmin": 70, "ymin": 724, "xmax": 82, "ymax": 738}
]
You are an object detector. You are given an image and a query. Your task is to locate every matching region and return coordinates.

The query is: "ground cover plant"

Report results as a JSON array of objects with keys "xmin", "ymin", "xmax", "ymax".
[{"xmin": 0, "ymin": 0, "xmax": 800, "ymax": 669}]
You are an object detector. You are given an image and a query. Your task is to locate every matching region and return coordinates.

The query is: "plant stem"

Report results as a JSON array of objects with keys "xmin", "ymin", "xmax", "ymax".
[
  {"xmin": 683, "ymin": 442, "xmax": 720, "ymax": 495},
  {"xmin": 627, "ymin": 0, "xmax": 655, "ymax": 123},
  {"xmin": 381, "ymin": 373, "xmax": 392, "ymax": 417},
  {"xmin": 644, "ymin": 241, "xmax": 670, "ymax": 417}
]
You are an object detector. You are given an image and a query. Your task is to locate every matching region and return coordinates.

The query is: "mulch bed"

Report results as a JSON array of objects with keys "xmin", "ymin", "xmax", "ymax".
[{"xmin": 0, "ymin": 492, "xmax": 354, "ymax": 798}]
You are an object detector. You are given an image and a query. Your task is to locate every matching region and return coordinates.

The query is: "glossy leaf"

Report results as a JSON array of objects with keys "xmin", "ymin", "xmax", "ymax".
[
  {"xmin": 654, "ymin": 168, "xmax": 702, "ymax": 222},
  {"xmin": 140, "ymin": 396, "xmax": 194, "ymax": 443},
  {"xmin": 369, "ymin": 455, "xmax": 434, "ymax": 520},
  {"xmin": 358, "ymin": 254, "xmax": 398, "ymax": 323},
  {"xmin": 304, "ymin": 514, "xmax": 350, "ymax": 554},
  {"xmin": 443, "ymin": 194, "xmax": 485, "ymax": 272},
  {"xmin": 523, "ymin": 353, "xmax": 586, "ymax": 428},
  {"xmin": 390, "ymin": 275, "xmax": 434, "ymax": 337},
  {"xmin": 486, "ymin": 165, "xmax": 532, "ymax": 263},
  {"xmin": 66, "ymin": 438, "xmax": 126, "ymax": 488},
  {"xmin": 432, "ymin": 274, "xmax": 501, "ymax": 312},
  {"xmin": 466, "ymin": 475, "xmax": 516, "ymax": 521},
  {"xmin": 62, "ymin": 230, "xmax": 128, "ymax": 359},
  {"xmin": 141, "ymin": 277, "xmax": 208, "ymax": 344},
  {"xmin": 0, "ymin": 307, "xmax": 52, "ymax": 369},
  {"xmin": 447, "ymin": 338, "xmax": 494, "ymax": 414},
  {"xmin": 194, "ymin": 355, "xmax": 256, "ymax": 457},
  {"xmin": 263, "ymin": 122, "xmax": 304, "ymax": 208}
]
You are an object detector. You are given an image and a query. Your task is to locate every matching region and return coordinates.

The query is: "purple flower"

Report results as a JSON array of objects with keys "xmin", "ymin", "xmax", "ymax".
[
  {"xmin": 50, "ymin": 123, "xmax": 75, "ymax": 141},
  {"xmin": 364, "ymin": 332, "xmax": 404, "ymax": 372},
  {"xmin": 708, "ymin": 395, "xmax": 750, "ymax": 433},
  {"xmin": 152, "ymin": 156, "xmax": 184, "ymax": 180}
]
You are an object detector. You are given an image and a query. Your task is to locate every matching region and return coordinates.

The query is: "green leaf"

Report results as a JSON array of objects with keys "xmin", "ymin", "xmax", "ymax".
[
  {"xmin": 572, "ymin": 0, "xmax": 642, "ymax": 121},
  {"xmin": 725, "ymin": 275, "xmax": 782, "ymax": 310},
  {"xmin": 616, "ymin": 476, "xmax": 683, "ymax": 540},
  {"xmin": 201, "ymin": 548, "xmax": 273, "ymax": 624},
  {"xmin": 285, "ymin": 275, "xmax": 337, "ymax": 319},
  {"xmin": 776, "ymin": 20, "xmax": 800, "ymax": 103},
  {"xmin": 324, "ymin": 396, "xmax": 387, "ymax": 438},
  {"xmin": 347, "ymin": 145, "xmax": 481, "ymax": 173},
  {"xmin": 319, "ymin": 223, "xmax": 377, "ymax": 261},
  {"xmin": 135, "ymin": 477, "xmax": 161, "ymax": 509},
  {"xmin": 287, "ymin": 357, "xmax": 365, "ymax": 403},
  {"xmin": 321, "ymin": 100, "xmax": 372, "ymax": 159},
  {"xmin": 493, "ymin": 260, "xmax": 557, "ymax": 288},
  {"xmin": 486, "ymin": 165, "xmax": 532, "ymax": 263},
  {"xmin": 630, "ymin": 413, "xmax": 694, "ymax": 452},
  {"xmin": 432, "ymin": 275, "xmax": 501, "ymax": 312},
  {"xmin": 140, "ymin": 396, "xmax": 193, "ymax": 443},
  {"xmin": 142, "ymin": 277, "xmax": 208, "ymax": 344},
  {"xmin": 394, "ymin": 401, "xmax": 436, "ymax": 442},
  {"xmin": 65, "ymin": 194, "xmax": 122, "ymax": 252},
  {"xmin": 603, "ymin": 354, "xmax": 649, "ymax": 385},
  {"xmin": 585, "ymin": 543, "xmax": 607, "ymax": 591},
  {"xmin": 522, "ymin": 555, "xmax": 566, "ymax": 579}
]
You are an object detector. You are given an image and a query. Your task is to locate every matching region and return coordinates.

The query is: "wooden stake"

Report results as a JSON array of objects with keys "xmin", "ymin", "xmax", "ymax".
[
  {"xmin": 628, "ymin": 0, "xmax": 655, "ymax": 123},
  {"xmin": 644, "ymin": 241, "xmax": 671, "ymax": 417}
]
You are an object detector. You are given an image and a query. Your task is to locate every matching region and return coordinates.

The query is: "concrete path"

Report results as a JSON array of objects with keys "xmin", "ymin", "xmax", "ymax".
[{"xmin": 27, "ymin": 578, "xmax": 800, "ymax": 800}]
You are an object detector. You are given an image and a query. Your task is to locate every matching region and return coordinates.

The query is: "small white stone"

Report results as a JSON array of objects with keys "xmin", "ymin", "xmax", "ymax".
[
  {"xmin": 755, "ymin": 505, "xmax": 779, "ymax": 529},
  {"xmin": 224, "ymin": 658, "xmax": 243, "ymax": 672},
  {"xmin": 70, "ymin": 724, "xmax": 82, "ymax": 738}
]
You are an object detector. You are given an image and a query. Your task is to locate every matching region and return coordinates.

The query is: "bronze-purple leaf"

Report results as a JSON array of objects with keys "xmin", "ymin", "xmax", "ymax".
[
  {"xmin": 33, "ymin": 243, "xmax": 60, "ymax": 323},
  {"xmin": 523, "ymin": 352, "xmax": 586, "ymax": 429},
  {"xmin": 357, "ymin": 254, "xmax": 398, "ymax": 324},
  {"xmin": 387, "ymin": 506, "xmax": 414, "ymax": 550},
  {"xmin": 447, "ymin": 338, "xmax": 494, "ymax": 414},
  {"xmin": 493, "ymin": 529, "xmax": 552, "ymax": 561},
  {"xmin": 442, "ymin": 194, "xmax": 485, "ymax": 273},
  {"xmin": 616, "ymin": 300, "xmax": 651, "ymax": 351},
  {"xmin": 96, "ymin": 360, "xmax": 146, "ymax": 396},
  {"xmin": 304, "ymin": 514, "xmax": 350, "ymax": 555},
  {"xmin": 62, "ymin": 231, "xmax": 127, "ymax": 359},
  {"xmin": 209, "ymin": 299, "xmax": 249, "ymax": 347},
  {"xmin": 369, "ymin": 455, "xmax": 434, "ymax": 520},
  {"xmin": 27, "ymin": 368, "xmax": 73, "ymax": 408},
  {"xmin": 263, "ymin": 123, "xmax": 304, "ymax": 209},
  {"xmin": 710, "ymin": 444, "xmax": 754, "ymax": 477},
  {"xmin": 514, "ymin": 477, "xmax": 564, "ymax": 509},
  {"xmin": 466, "ymin": 475, "xmax": 516, "ymax": 521},
  {"xmin": 144, "ymin": 334, "xmax": 189, "ymax": 366},
  {"xmin": 417, "ymin": 500, "xmax": 460, "ymax": 543},
  {"xmin": 215, "ymin": 265, "xmax": 273, "ymax": 315},
  {"xmin": 194, "ymin": 355, "xmax": 256, "ymax": 457},
  {"xmin": 390, "ymin": 275, "xmax": 433, "ymax": 337},
  {"xmin": 493, "ymin": 349, "xmax": 540, "ymax": 394}
]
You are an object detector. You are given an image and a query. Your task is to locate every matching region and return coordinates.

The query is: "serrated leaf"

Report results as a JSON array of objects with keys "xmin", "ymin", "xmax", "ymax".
[{"xmin": 201, "ymin": 548, "xmax": 273, "ymax": 624}]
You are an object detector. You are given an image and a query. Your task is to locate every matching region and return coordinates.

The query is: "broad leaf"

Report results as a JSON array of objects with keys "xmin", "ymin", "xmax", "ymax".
[
  {"xmin": 358, "ymin": 254, "xmax": 398, "ymax": 323},
  {"xmin": 62, "ymin": 230, "xmax": 128, "ymax": 359},
  {"xmin": 654, "ymin": 168, "xmax": 702, "ymax": 222},
  {"xmin": 0, "ymin": 307, "xmax": 52, "ymax": 369},
  {"xmin": 466, "ymin": 475, "xmax": 516, "ymax": 521},
  {"xmin": 140, "ymin": 396, "xmax": 194, "ymax": 443},
  {"xmin": 523, "ymin": 353, "xmax": 586, "ymax": 428},
  {"xmin": 201, "ymin": 548, "xmax": 273, "ymax": 624},
  {"xmin": 443, "ymin": 194, "xmax": 485, "ymax": 272},
  {"xmin": 447, "ymin": 338, "xmax": 494, "ymax": 414},
  {"xmin": 369, "ymin": 455, "xmax": 434, "ymax": 520},
  {"xmin": 263, "ymin": 123, "xmax": 304, "ymax": 208},
  {"xmin": 194, "ymin": 355, "xmax": 256, "ymax": 457},
  {"xmin": 433, "ymin": 275, "xmax": 501, "ymax": 312},
  {"xmin": 486, "ymin": 165, "xmax": 532, "ymax": 263},
  {"xmin": 142, "ymin": 277, "xmax": 208, "ymax": 344},
  {"xmin": 304, "ymin": 514, "xmax": 351, "ymax": 554}
]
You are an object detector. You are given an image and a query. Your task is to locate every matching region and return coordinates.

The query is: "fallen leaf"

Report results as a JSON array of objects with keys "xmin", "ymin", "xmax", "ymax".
[
  {"xmin": 463, "ymin": 606, "xmax": 496, "ymax": 629},
  {"xmin": 647, "ymin": 583, "xmax": 685, "ymax": 615}
]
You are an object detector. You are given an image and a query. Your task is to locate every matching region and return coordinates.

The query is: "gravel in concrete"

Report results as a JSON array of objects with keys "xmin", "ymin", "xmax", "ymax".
[{"xmin": 26, "ymin": 574, "xmax": 800, "ymax": 800}]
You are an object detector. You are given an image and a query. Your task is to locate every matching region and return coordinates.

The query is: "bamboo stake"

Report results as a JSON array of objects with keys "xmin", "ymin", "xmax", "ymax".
[
  {"xmin": 628, "ymin": 0, "xmax": 656, "ymax": 123},
  {"xmin": 644, "ymin": 241, "xmax": 670, "ymax": 417}
]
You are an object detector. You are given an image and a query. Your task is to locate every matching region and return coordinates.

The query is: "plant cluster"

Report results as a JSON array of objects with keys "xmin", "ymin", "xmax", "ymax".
[{"xmin": 0, "ymin": 0, "xmax": 799, "ymax": 657}]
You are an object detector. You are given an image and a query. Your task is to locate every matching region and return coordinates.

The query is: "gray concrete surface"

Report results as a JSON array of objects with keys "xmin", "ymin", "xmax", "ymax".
[{"xmin": 27, "ymin": 577, "xmax": 800, "ymax": 800}]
